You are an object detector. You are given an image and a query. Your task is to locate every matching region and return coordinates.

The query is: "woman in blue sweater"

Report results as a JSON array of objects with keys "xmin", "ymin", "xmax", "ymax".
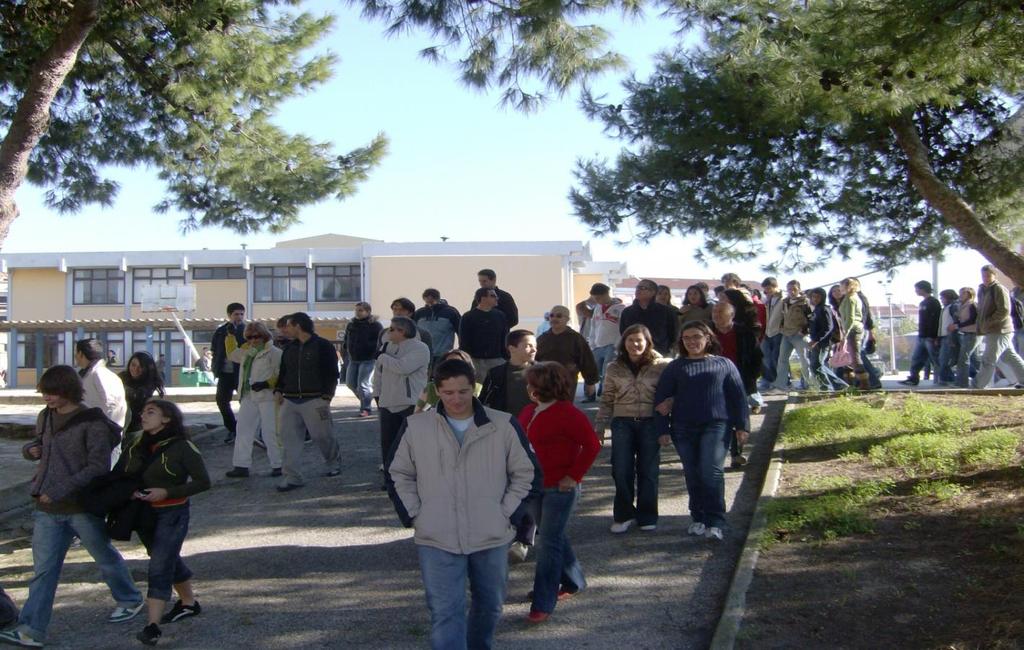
[{"xmin": 654, "ymin": 321, "xmax": 749, "ymax": 541}]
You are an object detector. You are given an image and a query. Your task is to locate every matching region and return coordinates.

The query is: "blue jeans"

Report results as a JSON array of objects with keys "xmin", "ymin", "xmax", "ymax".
[
  {"xmin": 610, "ymin": 418, "xmax": 660, "ymax": 526},
  {"xmin": 773, "ymin": 334, "xmax": 812, "ymax": 391},
  {"xmin": 345, "ymin": 360, "xmax": 375, "ymax": 411},
  {"xmin": 137, "ymin": 505, "xmax": 193, "ymax": 601},
  {"xmin": 671, "ymin": 421, "xmax": 730, "ymax": 529},
  {"xmin": 937, "ymin": 335, "xmax": 959, "ymax": 384},
  {"xmin": 860, "ymin": 340, "xmax": 882, "ymax": 389},
  {"xmin": 908, "ymin": 337, "xmax": 939, "ymax": 382},
  {"xmin": 417, "ymin": 544, "xmax": 508, "ymax": 650},
  {"xmin": 760, "ymin": 334, "xmax": 782, "ymax": 385},
  {"xmin": 17, "ymin": 510, "xmax": 142, "ymax": 641},
  {"xmin": 591, "ymin": 345, "xmax": 615, "ymax": 395},
  {"xmin": 532, "ymin": 486, "xmax": 586, "ymax": 614},
  {"xmin": 810, "ymin": 343, "xmax": 848, "ymax": 391},
  {"xmin": 956, "ymin": 332, "xmax": 980, "ymax": 387}
]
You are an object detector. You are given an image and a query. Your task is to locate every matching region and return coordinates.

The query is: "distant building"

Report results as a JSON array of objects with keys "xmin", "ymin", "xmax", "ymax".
[{"xmin": 0, "ymin": 234, "xmax": 625, "ymax": 387}]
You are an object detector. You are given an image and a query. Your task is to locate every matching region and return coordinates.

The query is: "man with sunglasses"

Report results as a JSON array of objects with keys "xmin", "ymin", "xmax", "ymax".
[{"xmin": 460, "ymin": 288, "xmax": 511, "ymax": 380}]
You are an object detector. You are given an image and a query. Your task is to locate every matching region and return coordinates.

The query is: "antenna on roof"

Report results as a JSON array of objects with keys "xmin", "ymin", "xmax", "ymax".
[{"xmin": 440, "ymin": 236, "xmax": 449, "ymax": 242}]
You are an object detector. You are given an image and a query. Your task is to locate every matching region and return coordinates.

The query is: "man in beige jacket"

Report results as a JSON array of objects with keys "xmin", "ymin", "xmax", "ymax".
[{"xmin": 386, "ymin": 358, "xmax": 536, "ymax": 650}]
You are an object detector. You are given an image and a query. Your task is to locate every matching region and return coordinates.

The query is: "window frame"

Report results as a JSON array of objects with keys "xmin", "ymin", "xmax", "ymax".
[
  {"xmin": 72, "ymin": 268, "xmax": 125, "ymax": 305},
  {"xmin": 253, "ymin": 265, "xmax": 308, "ymax": 303},
  {"xmin": 314, "ymin": 264, "xmax": 361, "ymax": 302}
]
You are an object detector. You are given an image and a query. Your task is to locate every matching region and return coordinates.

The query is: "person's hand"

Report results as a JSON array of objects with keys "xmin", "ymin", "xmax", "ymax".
[
  {"xmin": 658, "ymin": 434, "xmax": 672, "ymax": 448},
  {"xmin": 37, "ymin": 494, "xmax": 52, "ymax": 504},
  {"xmin": 735, "ymin": 430, "xmax": 750, "ymax": 446},
  {"xmin": 135, "ymin": 488, "xmax": 168, "ymax": 502},
  {"xmin": 655, "ymin": 398, "xmax": 674, "ymax": 417},
  {"xmin": 584, "ymin": 384, "xmax": 596, "ymax": 399},
  {"xmin": 557, "ymin": 476, "xmax": 577, "ymax": 492},
  {"xmin": 947, "ymin": 323, "xmax": 957, "ymax": 333},
  {"xmin": 26, "ymin": 445, "xmax": 41, "ymax": 460}
]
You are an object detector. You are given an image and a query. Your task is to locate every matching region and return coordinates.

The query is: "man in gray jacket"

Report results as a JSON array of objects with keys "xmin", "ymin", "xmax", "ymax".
[
  {"xmin": 386, "ymin": 358, "xmax": 536, "ymax": 650},
  {"xmin": 976, "ymin": 264, "xmax": 1024, "ymax": 388}
]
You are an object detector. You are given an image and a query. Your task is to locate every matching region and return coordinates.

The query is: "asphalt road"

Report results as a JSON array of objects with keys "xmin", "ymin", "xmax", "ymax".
[{"xmin": 0, "ymin": 394, "xmax": 782, "ymax": 649}]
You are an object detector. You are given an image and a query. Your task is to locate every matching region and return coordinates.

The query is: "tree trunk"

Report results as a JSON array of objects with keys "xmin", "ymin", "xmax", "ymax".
[
  {"xmin": 890, "ymin": 111, "xmax": 1024, "ymax": 287},
  {"xmin": 0, "ymin": 0, "xmax": 101, "ymax": 250}
]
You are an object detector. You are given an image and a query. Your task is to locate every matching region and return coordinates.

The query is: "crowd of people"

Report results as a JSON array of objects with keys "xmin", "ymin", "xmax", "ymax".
[{"xmin": 3, "ymin": 264, "xmax": 1023, "ymax": 649}]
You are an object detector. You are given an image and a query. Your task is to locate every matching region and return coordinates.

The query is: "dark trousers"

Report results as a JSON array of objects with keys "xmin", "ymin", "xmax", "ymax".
[
  {"xmin": 380, "ymin": 405, "xmax": 415, "ymax": 464},
  {"xmin": 216, "ymin": 372, "xmax": 238, "ymax": 433},
  {"xmin": 610, "ymin": 417, "xmax": 661, "ymax": 526},
  {"xmin": 138, "ymin": 505, "xmax": 192, "ymax": 601}
]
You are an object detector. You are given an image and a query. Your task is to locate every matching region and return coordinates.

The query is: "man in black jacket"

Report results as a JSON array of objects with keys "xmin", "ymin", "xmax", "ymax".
[
  {"xmin": 460, "ymin": 288, "xmax": 510, "ymax": 379},
  {"xmin": 211, "ymin": 302, "xmax": 246, "ymax": 444},
  {"xmin": 619, "ymin": 278, "xmax": 679, "ymax": 357},
  {"xmin": 274, "ymin": 312, "xmax": 341, "ymax": 492},
  {"xmin": 471, "ymin": 268, "xmax": 519, "ymax": 328},
  {"xmin": 901, "ymin": 280, "xmax": 943, "ymax": 386},
  {"xmin": 480, "ymin": 330, "xmax": 536, "ymax": 418}
]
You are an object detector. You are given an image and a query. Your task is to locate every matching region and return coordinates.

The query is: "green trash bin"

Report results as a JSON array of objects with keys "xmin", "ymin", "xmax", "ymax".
[{"xmin": 179, "ymin": 368, "xmax": 200, "ymax": 387}]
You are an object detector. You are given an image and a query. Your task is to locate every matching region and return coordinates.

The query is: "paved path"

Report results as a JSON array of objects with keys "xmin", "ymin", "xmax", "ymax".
[{"xmin": 0, "ymin": 393, "xmax": 784, "ymax": 649}]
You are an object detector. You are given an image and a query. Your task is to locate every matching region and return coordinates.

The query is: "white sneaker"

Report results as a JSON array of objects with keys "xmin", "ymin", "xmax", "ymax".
[
  {"xmin": 705, "ymin": 526, "xmax": 724, "ymax": 540},
  {"xmin": 686, "ymin": 522, "xmax": 706, "ymax": 536},
  {"xmin": 609, "ymin": 519, "xmax": 637, "ymax": 534},
  {"xmin": 508, "ymin": 541, "xmax": 529, "ymax": 562},
  {"xmin": 108, "ymin": 600, "xmax": 145, "ymax": 623},
  {"xmin": 0, "ymin": 630, "xmax": 43, "ymax": 648},
  {"xmin": 639, "ymin": 524, "xmax": 657, "ymax": 531}
]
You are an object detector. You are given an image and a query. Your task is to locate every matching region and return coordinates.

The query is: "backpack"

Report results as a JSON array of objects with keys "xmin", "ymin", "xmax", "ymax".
[
  {"xmin": 1011, "ymin": 294, "xmax": 1024, "ymax": 331},
  {"xmin": 828, "ymin": 306, "xmax": 845, "ymax": 343}
]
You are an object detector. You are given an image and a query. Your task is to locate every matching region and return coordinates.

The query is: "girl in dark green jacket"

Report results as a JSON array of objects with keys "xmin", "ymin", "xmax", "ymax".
[{"xmin": 123, "ymin": 399, "xmax": 210, "ymax": 646}]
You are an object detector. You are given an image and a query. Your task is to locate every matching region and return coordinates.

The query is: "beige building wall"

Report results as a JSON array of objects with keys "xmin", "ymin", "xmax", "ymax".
[
  {"xmin": 71, "ymin": 305, "xmax": 126, "ymax": 320},
  {"xmin": 368, "ymin": 255, "xmax": 566, "ymax": 335},
  {"xmin": 10, "ymin": 269, "xmax": 66, "ymax": 320},
  {"xmin": 250, "ymin": 302, "xmax": 307, "ymax": 321},
  {"xmin": 193, "ymin": 280, "xmax": 247, "ymax": 318}
]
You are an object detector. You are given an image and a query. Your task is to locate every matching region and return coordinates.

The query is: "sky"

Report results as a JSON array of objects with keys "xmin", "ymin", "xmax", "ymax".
[{"xmin": 2, "ymin": 0, "xmax": 990, "ymax": 306}]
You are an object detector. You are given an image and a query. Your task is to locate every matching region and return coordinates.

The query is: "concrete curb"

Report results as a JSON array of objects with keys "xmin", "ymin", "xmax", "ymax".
[
  {"xmin": 709, "ymin": 398, "xmax": 789, "ymax": 650},
  {"xmin": 0, "ymin": 424, "xmax": 223, "ymax": 521}
]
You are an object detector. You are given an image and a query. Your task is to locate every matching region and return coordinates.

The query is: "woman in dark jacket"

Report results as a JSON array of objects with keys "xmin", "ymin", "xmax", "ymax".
[
  {"xmin": 344, "ymin": 302, "xmax": 384, "ymax": 417},
  {"xmin": 654, "ymin": 321, "xmax": 749, "ymax": 541},
  {"xmin": 808, "ymin": 288, "xmax": 848, "ymax": 391},
  {"xmin": 119, "ymin": 352, "xmax": 165, "ymax": 435},
  {"xmin": 124, "ymin": 400, "xmax": 210, "ymax": 646}
]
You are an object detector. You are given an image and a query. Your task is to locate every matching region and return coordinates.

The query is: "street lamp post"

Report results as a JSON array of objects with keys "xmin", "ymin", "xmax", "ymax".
[{"xmin": 886, "ymin": 291, "xmax": 897, "ymax": 375}]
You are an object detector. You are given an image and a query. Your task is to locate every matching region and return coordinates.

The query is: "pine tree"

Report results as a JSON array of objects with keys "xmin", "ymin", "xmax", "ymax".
[{"xmin": 0, "ymin": 1, "xmax": 387, "ymax": 247}]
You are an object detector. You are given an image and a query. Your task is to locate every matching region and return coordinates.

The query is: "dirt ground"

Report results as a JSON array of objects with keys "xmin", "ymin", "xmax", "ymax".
[{"xmin": 737, "ymin": 394, "xmax": 1024, "ymax": 650}]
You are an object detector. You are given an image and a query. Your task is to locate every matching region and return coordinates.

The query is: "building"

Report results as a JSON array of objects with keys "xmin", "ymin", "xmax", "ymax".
[{"xmin": 0, "ymin": 234, "xmax": 625, "ymax": 387}]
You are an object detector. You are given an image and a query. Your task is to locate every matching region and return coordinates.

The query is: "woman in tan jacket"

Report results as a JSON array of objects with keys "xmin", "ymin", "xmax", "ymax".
[{"xmin": 594, "ymin": 324, "xmax": 670, "ymax": 533}]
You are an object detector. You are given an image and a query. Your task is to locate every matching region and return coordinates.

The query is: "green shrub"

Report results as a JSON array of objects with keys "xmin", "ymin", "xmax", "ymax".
[
  {"xmin": 764, "ymin": 479, "xmax": 894, "ymax": 543},
  {"xmin": 868, "ymin": 428, "xmax": 1022, "ymax": 476},
  {"xmin": 959, "ymin": 429, "xmax": 1021, "ymax": 469},
  {"xmin": 912, "ymin": 479, "xmax": 964, "ymax": 501}
]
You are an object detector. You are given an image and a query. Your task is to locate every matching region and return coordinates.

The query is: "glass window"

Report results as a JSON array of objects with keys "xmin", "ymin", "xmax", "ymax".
[
  {"xmin": 17, "ymin": 332, "xmax": 66, "ymax": 368},
  {"xmin": 315, "ymin": 265, "xmax": 361, "ymax": 302},
  {"xmin": 192, "ymin": 267, "xmax": 246, "ymax": 280},
  {"xmin": 254, "ymin": 266, "xmax": 307, "ymax": 302},
  {"xmin": 132, "ymin": 268, "xmax": 186, "ymax": 303},
  {"xmin": 131, "ymin": 330, "xmax": 185, "ymax": 367},
  {"xmin": 72, "ymin": 269, "xmax": 124, "ymax": 305}
]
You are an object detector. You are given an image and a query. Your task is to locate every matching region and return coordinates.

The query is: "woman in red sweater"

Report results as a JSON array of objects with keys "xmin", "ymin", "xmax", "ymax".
[{"xmin": 518, "ymin": 362, "xmax": 601, "ymax": 623}]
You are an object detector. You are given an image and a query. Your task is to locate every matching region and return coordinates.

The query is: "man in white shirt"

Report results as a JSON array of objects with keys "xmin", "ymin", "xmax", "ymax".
[
  {"xmin": 586, "ymin": 283, "xmax": 625, "ymax": 397},
  {"xmin": 74, "ymin": 338, "xmax": 128, "ymax": 466}
]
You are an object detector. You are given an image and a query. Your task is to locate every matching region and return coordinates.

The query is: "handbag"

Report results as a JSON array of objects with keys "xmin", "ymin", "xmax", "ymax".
[{"xmin": 829, "ymin": 340, "xmax": 854, "ymax": 369}]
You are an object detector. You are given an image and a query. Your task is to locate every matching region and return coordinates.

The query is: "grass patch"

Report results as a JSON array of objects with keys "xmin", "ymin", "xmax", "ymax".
[
  {"xmin": 780, "ymin": 394, "xmax": 974, "ymax": 454},
  {"xmin": 868, "ymin": 428, "xmax": 1023, "ymax": 477},
  {"xmin": 912, "ymin": 479, "xmax": 964, "ymax": 501},
  {"xmin": 764, "ymin": 478, "xmax": 895, "ymax": 544},
  {"xmin": 796, "ymin": 475, "xmax": 854, "ymax": 492}
]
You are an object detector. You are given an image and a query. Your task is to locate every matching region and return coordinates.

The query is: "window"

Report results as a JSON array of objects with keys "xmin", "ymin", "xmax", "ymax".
[
  {"xmin": 132, "ymin": 330, "xmax": 186, "ymax": 367},
  {"xmin": 192, "ymin": 267, "xmax": 246, "ymax": 280},
  {"xmin": 315, "ymin": 265, "xmax": 361, "ymax": 302},
  {"xmin": 254, "ymin": 266, "xmax": 307, "ymax": 302},
  {"xmin": 132, "ymin": 268, "xmax": 186, "ymax": 303},
  {"xmin": 73, "ymin": 269, "xmax": 124, "ymax": 304},
  {"xmin": 17, "ymin": 333, "xmax": 65, "ymax": 368}
]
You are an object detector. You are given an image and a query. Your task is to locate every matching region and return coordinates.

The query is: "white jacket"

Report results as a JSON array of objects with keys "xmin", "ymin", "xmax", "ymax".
[
  {"xmin": 588, "ymin": 300, "xmax": 625, "ymax": 349},
  {"xmin": 229, "ymin": 343, "xmax": 283, "ymax": 403},
  {"xmin": 81, "ymin": 361, "xmax": 127, "ymax": 429},
  {"xmin": 373, "ymin": 337, "xmax": 430, "ymax": 409}
]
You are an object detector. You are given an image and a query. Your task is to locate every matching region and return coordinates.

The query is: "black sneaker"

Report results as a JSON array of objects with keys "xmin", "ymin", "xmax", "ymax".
[
  {"xmin": 225, "ymin": 467, "xmax": 249, "ymax": 478},
  {"xmin": 223, "ymin": 433, "xmax": 236, "ymax": 445},
  {"xmin": 137, "ymin": 623, "xmax": 162, "ymax": 646},
  {"xmin": 270, "ymin": 468, "xmax": 283, "ymax": 477},
  {"xmin": 899, "ymin": 378, "xmax": 919, "ymax": 386},
  {"xmin": 160, "ymin": 599, "xmax": 201, "ymax": 624}
]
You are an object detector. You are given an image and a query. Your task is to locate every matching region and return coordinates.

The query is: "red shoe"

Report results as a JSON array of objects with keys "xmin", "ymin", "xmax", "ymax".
[
  {"xmin": 526, "ymin": 610, "xmax": 550, "ymax": 624},
  {"xmin": 557, "ymin": 588, "xmax": 577, "ymax": 601}
]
